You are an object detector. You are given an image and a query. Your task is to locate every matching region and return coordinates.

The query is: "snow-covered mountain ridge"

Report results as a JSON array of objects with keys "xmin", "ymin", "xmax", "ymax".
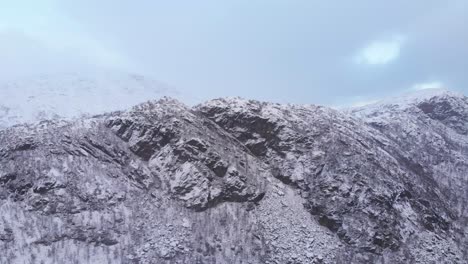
[
  {"xmin": 0, "ymin": 89, "xmax": 467, "ymax": 263},
  {"xmin": 0, "ymin": 72, "xmax": 178, "ymax": 128}
]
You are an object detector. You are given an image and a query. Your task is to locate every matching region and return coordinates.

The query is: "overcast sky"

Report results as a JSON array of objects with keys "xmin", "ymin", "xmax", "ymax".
[{"xmin": 1, "ymin": 0, "xmax": 467, "ymax": 106}]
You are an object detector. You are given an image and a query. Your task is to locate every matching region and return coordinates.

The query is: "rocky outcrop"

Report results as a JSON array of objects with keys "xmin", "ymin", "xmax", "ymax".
[
  {"xmin": 0, "ymin": 92, "xmax": 467, "ymax": 263},
  {"xmin": 197, "ymin": 96, "xmax": 466, "ymax": 262},
  {"xmin": 106, "ymin": 99, "xmax": 266, "ymax": 210}
]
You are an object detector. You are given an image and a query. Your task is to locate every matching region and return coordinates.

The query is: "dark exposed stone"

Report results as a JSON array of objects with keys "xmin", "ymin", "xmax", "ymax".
[
  {"xmin": 33, "ymin": 181, "xmax": 57, "ymax": 194},
  {"xmin": 318, "ymin": 214, "xmax": 342, "ymax": 232},
  {"xmin": 0, "ymin": 173, "xmax": 17, "ymax": 185},
  {"xmin": 0, "ymin": 227, "xmax": 13, "ymax": 242}
]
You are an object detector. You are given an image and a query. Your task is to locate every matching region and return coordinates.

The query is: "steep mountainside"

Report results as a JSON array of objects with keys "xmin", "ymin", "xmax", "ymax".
[
  {"xmin": 0, "ymin": 72, "xmax": 177, "ymax": 129},
  {"xmin": 0, "ymin": 91, "xmax": 467, "ymax": 263},
  {"xmin": 351, "ymin": 89, "xmax": 468, "ymax": 217}
]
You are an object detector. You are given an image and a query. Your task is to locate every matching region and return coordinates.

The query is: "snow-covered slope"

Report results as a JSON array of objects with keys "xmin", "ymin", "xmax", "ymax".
[
  {"xmin": 0, "ymin": 71, "xmax": 178, "ymax": 128},
  {"xmin": 1, "ymin": 89, "xmax": 467, "ymax": 263},
  {"xmin": 350, "ymin": 88, "xmax": 468, "ymax": 218},
  {"xmin": 349, "ymin": 88, "xmax": 465, "ymax": 117},
  {"xmin": 0, "ymin": 93, "xmax": 468, "ymax": 264}
]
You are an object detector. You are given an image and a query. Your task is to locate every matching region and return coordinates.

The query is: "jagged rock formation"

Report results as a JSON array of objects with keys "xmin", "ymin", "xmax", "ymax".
[{"xmin": 0, "ymin": 90, "xmax": 467, "ymax": 263}]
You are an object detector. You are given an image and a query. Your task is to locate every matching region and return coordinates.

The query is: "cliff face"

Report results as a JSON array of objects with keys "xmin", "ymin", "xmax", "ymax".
[{"xmin": 1, "ymin": 92, "xmax": 467, "ymax": 263}]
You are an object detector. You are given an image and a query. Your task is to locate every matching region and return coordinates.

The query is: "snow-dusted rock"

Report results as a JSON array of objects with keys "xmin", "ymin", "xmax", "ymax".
[
  {"xmin": 197, "ymin": 94, "xmax": 468, "ymax": 263},
  {"xmin": 0, "ymin": 91, "xmax": 467, "ymax": 263}
]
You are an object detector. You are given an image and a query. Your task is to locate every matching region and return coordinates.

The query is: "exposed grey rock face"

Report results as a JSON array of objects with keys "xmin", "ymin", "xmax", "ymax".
[{"xmin": 1, "ymin": 91, "xmax": 467, "ymax": 263}]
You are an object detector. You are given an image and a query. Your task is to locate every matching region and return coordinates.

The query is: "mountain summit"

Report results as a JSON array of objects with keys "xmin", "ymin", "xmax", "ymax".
[{"xmin": 0, "ymin": 71, "xmax": 178, "ymax": 128}]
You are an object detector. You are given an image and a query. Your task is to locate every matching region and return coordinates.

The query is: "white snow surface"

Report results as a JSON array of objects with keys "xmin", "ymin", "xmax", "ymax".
[
  {"xmin": 348, "ymin": 88, "xmax": 464, "ymax": 114},
  {"xmin": 0, "ymin": 71, "xmax": 178, "ymax": 128}
]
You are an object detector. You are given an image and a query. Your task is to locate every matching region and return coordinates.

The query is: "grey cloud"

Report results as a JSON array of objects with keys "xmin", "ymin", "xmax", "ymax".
[{"xmin": 2, "ymin": 0, "xmax": 467, "ymax": 105}]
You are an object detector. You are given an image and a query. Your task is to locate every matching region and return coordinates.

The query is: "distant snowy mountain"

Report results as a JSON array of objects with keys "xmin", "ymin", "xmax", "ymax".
[
  {"xmin": 348, "ymin": 88, "xmax": 465, "ymax": 114},
  {"xmin": 0, "ymin": 71, "xmax": 179, "ymax": 128}
]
